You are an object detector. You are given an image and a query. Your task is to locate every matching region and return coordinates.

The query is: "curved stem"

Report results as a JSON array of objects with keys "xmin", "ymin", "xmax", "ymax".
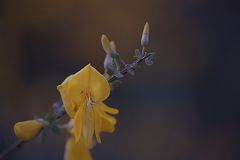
[{"xmin": 0, "ymin": 48, "xmax": 151, "ymax": 159}]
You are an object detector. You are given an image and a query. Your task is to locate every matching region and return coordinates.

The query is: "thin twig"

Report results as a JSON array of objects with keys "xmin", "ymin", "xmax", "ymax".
[
  {"xmin": 0, "ymin": 51, "xmax": 151, "ymax": 159},
  {"xmin": 0, "ymin": 140, "xmax": 24, "ymax": 159},
  {"xmin": 108, "ymin": 52, "xmax": 151, "ymax": 82}
]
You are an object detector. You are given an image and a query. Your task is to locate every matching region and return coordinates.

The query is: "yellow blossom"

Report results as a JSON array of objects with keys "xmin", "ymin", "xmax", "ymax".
[
  {"xmin": 57, "ymin": 64, "xmax": 118, "ymax": 145},
  {"xmin": 14, "ymin": 120, "xmax": 43, "ymax": 141}
]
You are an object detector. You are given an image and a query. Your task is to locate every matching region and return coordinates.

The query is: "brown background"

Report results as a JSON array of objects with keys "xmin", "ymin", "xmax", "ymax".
[{"xmin": 0, "ymin": 0, "xmax": 240, "ymax": 159}]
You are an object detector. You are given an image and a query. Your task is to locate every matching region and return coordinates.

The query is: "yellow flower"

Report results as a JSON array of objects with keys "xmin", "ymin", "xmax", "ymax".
[
  {"xmin": 57, "ymin": 64, "xmax": 118, "ymax": 145},
  {"xmin": 14, "ymin": 120, "xmax": 43, "ymax": 141}
]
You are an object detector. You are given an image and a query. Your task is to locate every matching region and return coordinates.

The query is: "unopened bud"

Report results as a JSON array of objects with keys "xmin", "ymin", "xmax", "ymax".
[
  {"xmin": 14, "ymin": 120, "xmax": 43, "ymax": 141},
  {"xmin": 141, "ymin": 22, "xmax": 149, "ymax": 46},
  {"xmin": 109, "ymin": 41, "xmax": 117, "ymax": 54},
  {"xmin": 103, "ymin": 54, "xmax": 113, "ymax": 70},
  {"xmin": 101, "ymin": 34, "xmax": 110, "ymax": 54}
]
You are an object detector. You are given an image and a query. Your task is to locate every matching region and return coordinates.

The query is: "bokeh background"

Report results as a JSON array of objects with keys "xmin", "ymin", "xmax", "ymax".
[{"xmin": 0, "ymin": 0, "xmax": 240, "ymax": 159}]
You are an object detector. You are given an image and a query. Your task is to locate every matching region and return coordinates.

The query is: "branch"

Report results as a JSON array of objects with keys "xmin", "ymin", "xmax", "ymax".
[
  {"xmin": 0, "ymin": 140, "xmax": 24, "ymax": 159},
  {"xmin": 0, "ymin": 50, "xmax": 151, "ymax": 159},
  {"xmin": 107, "ymin": 52, "xmax": 151, "ymax": 82}
]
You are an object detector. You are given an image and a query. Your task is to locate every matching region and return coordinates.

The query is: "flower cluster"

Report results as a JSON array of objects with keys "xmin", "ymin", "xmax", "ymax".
[{"xmin": 12, "ymin": 22, "xmax": 154, "ymax": 160}]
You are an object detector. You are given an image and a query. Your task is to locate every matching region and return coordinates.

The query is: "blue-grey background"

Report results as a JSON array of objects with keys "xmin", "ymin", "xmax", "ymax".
[{"xmin": 0, "ymin": 0, "xmax": 240, "ymax": 159}]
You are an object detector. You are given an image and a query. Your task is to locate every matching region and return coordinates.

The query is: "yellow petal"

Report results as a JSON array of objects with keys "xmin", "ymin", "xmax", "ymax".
[
  {"xmin": 93, "ymin": 107, "xmax": 102, "ymax": 143},
  {"xmin": 87, "ymin": 65, "xmax": 110, "ymax": 102},
  {"xmin": 101, "ymin": 114, "xmax": 115, "ymax": 133},
  {"xmin": 57, "ymin": 85, "xmax": 76, "ymax": 118},
  {"xmin": 98, "ymin": 104, "xmax": 118, "ymax": 133},
  {"xmin": 64, "ymin": 136, "xmax": 92, "ymax": 160},
  {"xmin": 14, "ymin": 120, "xmax": 43, "ymax": 141},
  {"xmin": 57, "ymin": 74, "xmax": 85, "ymax": 118},
  {"xmin": 57, "ymin": 64, "xmax": 110, "ymax": 117},
  {"xmin": 74, "ymin": 106, "xmax": 85, "ymax": 142},
  {"xmin": 100, "ymin": 103, "xmax": 119, "ymax": 115},
  {"xmin": 101, "ymin": 34, "xmax": 110, "ymax": 54},
  {"xmin": 82, "ymin": 108, "xmax": 94, "ymax": 146},
  {"xmin": 98, "ymin": 109, "xmax": 117, "ymax": 125}
]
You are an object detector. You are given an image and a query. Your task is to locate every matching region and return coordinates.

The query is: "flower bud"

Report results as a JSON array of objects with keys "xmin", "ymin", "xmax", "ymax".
[
  {"xmin": 101, "ymin": 34, "xmax": 110, "ymax": 54},
  {"xmin": 104, "ymin": 54, "xmax": 113, "ymax": 70},
  {"xmin": 109, "ymin": 41, "xmax": 116, "ymax": 52},
  {"xmin": 141, "ymin": 22, "xmax": 150, "ymax": 46},
  {"xmin": 109, "ymin": 41, "xmax": 116, "ymax": 53},
  {"xmin": 14, "ymin": 120, "xmax": 43, "ymax": 141}
]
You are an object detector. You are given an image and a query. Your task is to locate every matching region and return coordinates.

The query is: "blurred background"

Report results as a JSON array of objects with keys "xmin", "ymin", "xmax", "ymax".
[{"xmin": 0, "ymin": 0, "xmax": 240, "ymax": 159}]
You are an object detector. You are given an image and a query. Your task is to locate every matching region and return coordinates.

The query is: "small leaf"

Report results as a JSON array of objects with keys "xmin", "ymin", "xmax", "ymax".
[
  {"xmin": 149, "ymin": 52, "xmax": 156, "ymax": 56},
  {"xmin": 51, "ymin": 125, "xmax": 61, "ymax": 134},
  {"xmin": 125, "ymin": 64, "xmax": 136, "ymax": 75},
  {"xmin": 110, "ymin": 80, "xmax": 122, "ymax": 90},
  {"xmin": 115, "ymin": 72, "xmax": 124, "ymax": 78},
  {"xmin": 53, "ymin": 102, "xmax": 65, "ymax": 118},
  {"xmin": 134, "ymin": 49, "xmax": 142, "ymax": 59},
  {"xmin": 44, "ymin": 113, "xmax": 55, "ymax": 123},
  {"xmin": 127, "ymin": 67, "xmax": 135, "ymax": 75},
  {"xmin": 145, "ymin": 54, "xmax": 154, "ymax": 66},
  {"xmin": 111, "ymin": 80, "xmax": 122, "ymax": 87},
  {"xmin": 39, "ymin": 129, "xmax": 47, "ymax": 143},
  {"xmin": 131, "ymin": 63, "xmax": 140, "ymax": 70}
]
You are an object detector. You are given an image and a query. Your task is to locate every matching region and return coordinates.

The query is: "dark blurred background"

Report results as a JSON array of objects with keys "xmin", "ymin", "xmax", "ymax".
[{"xmin": 0, "ymin": 0, "xmax": 240, "ymax": 159}]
